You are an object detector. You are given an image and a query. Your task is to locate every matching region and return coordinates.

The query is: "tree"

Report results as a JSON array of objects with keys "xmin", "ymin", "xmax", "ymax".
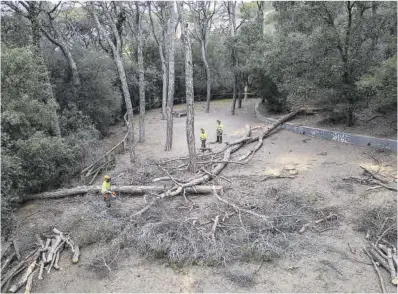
[
  {"xmin": 271, "ymin": 1, "xmax": 397, "ymax": 125},
  {"xmin": 89, "ymin": 2, "xmax": 135, "ymax": 162},
  {"xmin": 179, "ymin": 2, "xmax": 197, "ymax": 173},
  {"xmin": 126, "ymin": 2, "xmax": 146, "ymax": 143},
  {"xmin": 190, "ymin": 1, "xmax": 219, "ymax": 113},
  {"xmin": 164, "ymin": 1, "xmax": 177, "ymax": 151},
  {"xmin": 4, "ymin": 1, "xmax": 61, "ymax": 136},
  {"xmin": 40, "ymin": 2, "xmax": 81, "ymax": 99},
  {"xmin": 148, "ymin": 1, "xmax": 168, "ymax": 120},
  {"xmin": 225, "ymin": 1, "xmax": 238, "ymax": 115}
]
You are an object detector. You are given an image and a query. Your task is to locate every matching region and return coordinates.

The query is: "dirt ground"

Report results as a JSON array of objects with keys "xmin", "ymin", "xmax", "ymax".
[
  {"xmin": 12, "ymin": 98, "xmax": 397, "ymax": 293},
  {"xmin": 259, "ymin": 103, "xmax": 397, "ymax": 140}
]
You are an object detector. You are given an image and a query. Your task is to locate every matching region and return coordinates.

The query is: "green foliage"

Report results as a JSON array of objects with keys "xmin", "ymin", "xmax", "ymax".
[
  {"xmin": 1, "ymin": 44, "xmax": 99, "ymax": 235},
  {"xmin": 44, "ymin": 47, "xmax": 122, "ymax": 136},
  {"xmin": 15, "ymin": 132, "xmax": 79, "ymax": 192},
  {"xmin": 357, "ymin": 55, "xmax": 397, "ymax": 113}
]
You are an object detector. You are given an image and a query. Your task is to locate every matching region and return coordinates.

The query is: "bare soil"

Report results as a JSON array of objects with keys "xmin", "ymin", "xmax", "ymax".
[{"xmin": 12, "ymin": 99, "xmax": 397, "ymax": 293}]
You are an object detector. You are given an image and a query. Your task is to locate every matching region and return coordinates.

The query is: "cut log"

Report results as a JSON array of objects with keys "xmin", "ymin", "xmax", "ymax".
[
  {"xmin": 72, "ymin": 245, "xmax": 80, "ymax": 263},
  {"xmin": 2, "ymin": 263, "xmax": 25, "ymax": 293},
  {"xmin": 1, "ymin": 252, "xmax": 16, "ymax": 273},
  {"xmin": 387, "ymin": 248, "xmax": 398, "ymax": 285},
  {"xmin": 24, "ymin": 185, "xmax": 223, "ymax": 201},
  {"xmin": 24, "ymin": 269, "xmax": 36, "ymax": 294},
  {"xmin": 38, "ymin": 260, "xmax": 44, "ymax": 280},
  {"xmin": 48, "ymin": 241, "xmax": 65, "ymax": 273},
  {"xmin": 53, "ymin": 228, "xmax": 74, "ymax": 251},
  {"xmin": 1, "ymin": 261, "xmax": 27, "ymax": 288},
  {"xmin": 46, "ymin": 236, "xmax": 61, "ymax": 263},
  {"xmin": 8, "ymin": 259, "xmax": 37, "ymax": 293},
  {"xmin": 35, "ymin": 234, "xmax": 47, "ymax": 263},
  {"xmin": 53, "ymin": 252, "xmax": 61, "ymax": 270}
]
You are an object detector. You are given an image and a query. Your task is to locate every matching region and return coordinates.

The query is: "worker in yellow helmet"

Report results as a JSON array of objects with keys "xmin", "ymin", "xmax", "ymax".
[
  {"xmin": 216, "ymin": 120, "xmax": 223, "ymax": 143},
  {"xmin": 200, "ymin": 128, "xmax": 208, "ymax": 149},
  {"xmin": 101, "ymin": 175, "xmax": 115, "ymax": 208}
]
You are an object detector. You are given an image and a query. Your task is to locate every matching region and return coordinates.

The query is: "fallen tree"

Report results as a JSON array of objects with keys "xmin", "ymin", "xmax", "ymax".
[
  {"xmin": 131, "ymin": 110, "xmax": 301, "ymax": 217},
  {"xmin": 23, "ymin": 185, "xmax": 224, "ymax": 201}
]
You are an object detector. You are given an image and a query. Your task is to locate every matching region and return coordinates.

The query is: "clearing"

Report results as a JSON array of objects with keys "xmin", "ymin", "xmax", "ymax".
[{"xmin": 12, "ymin": 99, "xmax": 397, "ymax": 293}]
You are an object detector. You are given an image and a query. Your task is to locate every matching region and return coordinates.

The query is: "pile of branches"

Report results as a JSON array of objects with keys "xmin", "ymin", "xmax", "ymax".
[
  {"xmin": 123, "ymin": 185, "xmax": 313, "ymax": 266},
  {"xmin": 343, "ymin": 166, "xmax": 397, "ymax": 192},
  {"xmin": 1, "ymin": 228, "xmax": 80, "ymax": 293},
  {"xmin": 363, "ymin": 240, "xmax": 398, "ymax": 292}
]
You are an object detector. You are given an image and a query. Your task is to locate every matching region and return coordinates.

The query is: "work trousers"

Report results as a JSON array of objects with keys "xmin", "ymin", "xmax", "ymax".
[{"xmin": 216, "ymin": 131, "xmax": 223, "ymax": 143}]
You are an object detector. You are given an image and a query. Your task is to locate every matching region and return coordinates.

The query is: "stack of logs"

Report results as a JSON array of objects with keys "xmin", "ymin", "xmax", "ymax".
[
  {"xmin": 1, "ymin": 228, "xmax": 80, "ymax": 293},
  {"xmin": 364, "ymin": 241, "xmax": 398, "ymax": 292}
]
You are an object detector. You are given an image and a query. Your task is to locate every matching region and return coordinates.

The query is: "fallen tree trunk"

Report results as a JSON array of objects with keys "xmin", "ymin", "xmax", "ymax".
[
  {"xmin": 23, "ymin": 185, "xmax": 224, "ymax": 201},
  {"xmin": 132, "ymin": 111, "xmax": 300, "ymax": 217}
]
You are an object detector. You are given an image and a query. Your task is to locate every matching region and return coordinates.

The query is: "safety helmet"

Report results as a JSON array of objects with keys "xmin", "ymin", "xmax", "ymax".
[
  {"xmin": 201, "ymin": 128, "xmax": 204, "ymax": 131},
  {"xmin": 217, "ymin": 120, "xmax": 221, "ymax": 123},
  {"xmin": 104, "ymin": 175, "xmax": 111, "ymax": 180}
]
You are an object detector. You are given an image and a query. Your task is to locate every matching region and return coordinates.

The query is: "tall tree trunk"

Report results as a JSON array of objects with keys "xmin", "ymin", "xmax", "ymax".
[
  {"xmin": 28, "ymin": 3, "xmax": 61, "ymax": 137},
  {"xmin": 165, "ymin": 2, "xmax": 176, "ymax": 151},
  {"xmin": 227, "ymin": 2, "xmax": 238, "ymax": 115},
  {"xmin": 179, "ymin": 3, "xmax": 197, "ymax": 172},
  {"xmin": 92, "ymin": 6, "xmax": 135, "ymax": 162},
  {"xmin": 244, "ymin": 82, "xmax": 248, "ymax": 101},
  {"xmin": 237, "ymin": 79, "xmax": 243, "ymax": 108},
  {"xmin": 346, "ymin": 103, "xmax": 354, "ymax": 127},
  {"xmin": 256, "ymin": 1, "xmax": 265, "ymax": 35},
  {"xmin": 161, "ymin": 43, "xmax": 168, "ymax": 120},
  {"xmin": 148, "ymin": 3, "xmax": 168, "ymax": 120},
  {"xmin": 231, "ymin": 75, "xmax": 237, "ymax": 115},
  {"xmin": 114, "ymin": 52, "xmax": 135, "ymax": 161},
  {"xmin": 201, "ymin": 40, "xmax": 211, "ymax": 113},
  {"xmin": 136, "ymin": 3, "xmax": 145, "ymax": 143}
]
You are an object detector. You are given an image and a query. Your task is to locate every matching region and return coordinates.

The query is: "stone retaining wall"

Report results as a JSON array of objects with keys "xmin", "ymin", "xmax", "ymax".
[{"xmin": 255, "ymin": 103, "xmax": 397, "ymax": 152}]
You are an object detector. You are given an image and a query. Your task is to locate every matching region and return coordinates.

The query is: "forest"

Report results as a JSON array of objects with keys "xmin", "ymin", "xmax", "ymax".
[{"xmin": 1, "ymin": 1, "xmax": 397, "ymax": 293}]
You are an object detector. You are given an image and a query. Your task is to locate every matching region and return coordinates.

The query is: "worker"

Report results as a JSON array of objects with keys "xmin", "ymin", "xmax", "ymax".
[
  {"xmin": 216, "ymin": 120, "xmax": 223, "ymax": 143},
  {"xmin": 200, "ymin": 128, "xmax": 207, "ymax": 149},
  {"xmin": 101, "ymin": 175, "xmax": 115, "ymax": 208}
]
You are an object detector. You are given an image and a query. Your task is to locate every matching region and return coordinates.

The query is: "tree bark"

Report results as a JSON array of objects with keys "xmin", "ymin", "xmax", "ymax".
[
  {"xmin": 148, "ymin": 3, "xmax": 168, "ymax": 120},
  {"xmin": 165, "ymin": 2, "xmax": 176, "ymax": 151},
  {"xmin": 227, "ymin": 2, "xmax": 238, "ymax": 115},
  {"xmin": 161, "ymin": 43, "xmax": 168, "ymax": 120},
  {"xmin": 201, "ymin": 39, "xmax": 211, "ymax": 113},
  {"xmin": 136, "ymin": 3, "xmax": 146, "ymax": 143},
  {"xmin": 179, "ymin": 3, "xmax": 197, "ymax": 173},
  {"xmin": 231, "ymin": 75, "xmax": 237, "ymax": 115},
  {"xmin": 237, "ymin": 79, "xmax": 243, "ymax": 108},
  {"xmin": 92, "ymin": 5, "xmax": 135, "ymax": 162},
  {"xmin": 23, "ymin": 185, "xmax": 224, "ymax": 201}
]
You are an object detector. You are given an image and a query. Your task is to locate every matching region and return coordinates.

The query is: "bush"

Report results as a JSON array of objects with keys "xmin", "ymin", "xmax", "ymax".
[{"xmin": 15, "ymin": 132, "xmax": 80, "ymax": 193}]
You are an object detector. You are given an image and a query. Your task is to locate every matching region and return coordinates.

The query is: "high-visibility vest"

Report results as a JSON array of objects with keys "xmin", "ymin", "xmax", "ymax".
[
  {"xmin": 102, "ymin": 181, "xmax": 111, "ymax": 193},
  {"xmin": 200, "ymin": 132, "xmax": 207, "ymax": 140},
  {"xmin": 217, "ymin": 123, "xmax": 223, "ymax": 131}
]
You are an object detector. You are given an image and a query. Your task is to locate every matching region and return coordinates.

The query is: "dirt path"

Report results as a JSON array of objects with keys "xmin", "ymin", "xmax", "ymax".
[{"xmin": 14, "ymin": 98, "xmax": 397, "ymax": 293}]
